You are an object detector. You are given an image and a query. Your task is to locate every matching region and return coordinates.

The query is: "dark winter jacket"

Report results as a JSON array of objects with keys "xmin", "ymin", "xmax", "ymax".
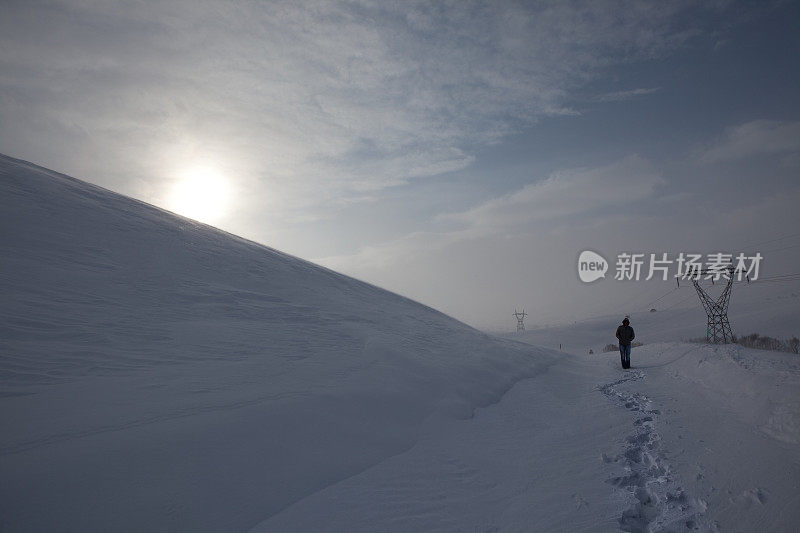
[{"xmin": 616, "ymin": 325, "xmax": 635, "ymax": 346}]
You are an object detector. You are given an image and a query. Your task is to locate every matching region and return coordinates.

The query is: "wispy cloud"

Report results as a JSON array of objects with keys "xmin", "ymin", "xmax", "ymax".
[
  {"xmin": 593, "ymin": 87, "xmax": 660, "ymax": 102},
  {"xmin": 438, "ymin": 155, "xmax": 664, "ymax": 231},
  {"xmin": 0, "ymin": 0, "xmax": 720, "ymax": 222},
  {"xmin": 698, "ymin": 120, "xmax": 800, "ymax": 163},
  {"xmin": 322, "ymin": 154, "xmax": 664, "ymax": 270}
]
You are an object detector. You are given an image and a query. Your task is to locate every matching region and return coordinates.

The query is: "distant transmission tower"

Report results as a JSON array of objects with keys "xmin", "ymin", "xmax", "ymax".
[
  {"xmin": 689, "ymin": 268, "xmax": 735, "ymax": 344},
  {"xmin": 513, "ymin": 309, "xmax": 527, "ymax": 332}
]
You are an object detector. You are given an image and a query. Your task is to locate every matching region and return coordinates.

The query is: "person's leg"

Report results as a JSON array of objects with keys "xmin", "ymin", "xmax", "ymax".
[
  {"xmin": 623, "ymin": 344, "xmax": 631, "ymax": 367},
  {"xmin": 619, "ymin": 344, "xmax": 626, "ymax": 368}
]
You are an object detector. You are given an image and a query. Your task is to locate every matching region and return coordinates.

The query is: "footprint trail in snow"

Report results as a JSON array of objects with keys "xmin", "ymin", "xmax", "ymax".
[{"xmin": 599, "ymin": 370, "xmax": 704, "ymax": 532}]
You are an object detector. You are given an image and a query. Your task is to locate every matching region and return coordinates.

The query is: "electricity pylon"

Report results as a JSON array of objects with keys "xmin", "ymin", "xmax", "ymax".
[
  {"xmin": 513, "ymin": 309, "xmax": 527, "ymax": 332},
  {"xmin": 688, "ymin": 268, "xmax": 735, "ymax": 344}
]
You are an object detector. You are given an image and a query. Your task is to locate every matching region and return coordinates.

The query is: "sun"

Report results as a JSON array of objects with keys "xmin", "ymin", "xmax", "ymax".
[{"xmin": 168, "ymin": 167, "xmax": 230, "ymax": 224}]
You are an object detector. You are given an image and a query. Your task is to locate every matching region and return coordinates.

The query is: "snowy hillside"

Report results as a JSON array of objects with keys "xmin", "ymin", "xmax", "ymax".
[
  {"xmin": 0, "ymin": 154, "xmax": 557, "ymax": 531},
  {"xmin": 2, "ymin": 153, "xmax": 799, "ymax": 532}
]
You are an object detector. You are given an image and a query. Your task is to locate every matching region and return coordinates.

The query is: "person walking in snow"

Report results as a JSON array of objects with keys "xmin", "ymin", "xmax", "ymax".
[{"xmin": 615, "ymin": 317, "xmax": 635, "ymax": 369}]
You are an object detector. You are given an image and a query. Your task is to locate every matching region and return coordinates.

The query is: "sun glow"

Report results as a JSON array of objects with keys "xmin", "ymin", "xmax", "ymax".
[{"xmin": 168, "ymin": 167, "xmax": 231, "ymax": 224}]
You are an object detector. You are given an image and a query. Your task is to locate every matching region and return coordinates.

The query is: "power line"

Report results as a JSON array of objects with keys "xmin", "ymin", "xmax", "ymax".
[
  {"xmin": 736, "ymin": 230, "xmax": 800, "ymax": 251},
  {"xmin": 749, "ymin": 271, "xmax": 800, "ymax": 283},
  {"xmin": 758, "ymin": 272, "xmax": 800, "ymax": 279},
  {"xmin": 645, "ymin": 287, "xmax": 679, "ymax": 308},
  {"xmin": 618, "ymin": 282, "xmax": 675, "ymax": 315},
  {"xmin": 659, "ymin": 290, "xmax": 696, "ymax": 312},
  {"xmin": 758, "ymin": 242, "xmax": 800, "ymax": 254}
]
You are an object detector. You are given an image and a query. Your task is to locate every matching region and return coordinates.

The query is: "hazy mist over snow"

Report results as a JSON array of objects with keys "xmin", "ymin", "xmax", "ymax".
[{"xmin": 1, "ymin": 0, "xmax": 799, "ymax": 328}]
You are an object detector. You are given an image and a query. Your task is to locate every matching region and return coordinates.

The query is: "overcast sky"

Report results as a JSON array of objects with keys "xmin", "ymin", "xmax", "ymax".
[{"xmin": 2, "ymin": 0, "xmax": 799, "ymax": 330}]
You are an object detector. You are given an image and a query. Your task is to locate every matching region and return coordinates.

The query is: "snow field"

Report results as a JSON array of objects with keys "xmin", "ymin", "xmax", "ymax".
[{"xmin": 2, "ymin": 154, "xmax": 799, "ymax": 531}]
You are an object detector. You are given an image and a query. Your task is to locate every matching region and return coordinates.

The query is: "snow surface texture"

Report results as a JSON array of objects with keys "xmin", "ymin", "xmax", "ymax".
[
  {"xmin": 253, "ymin": 342, "xmax": 800, "ymax": 532},
  {"xmin": 0, "ymin": 154, "xmax": 557, "ymax": 530},
  {"xmin": 2, "ymin": 153, "xmax": 799, "ymax": 532}
]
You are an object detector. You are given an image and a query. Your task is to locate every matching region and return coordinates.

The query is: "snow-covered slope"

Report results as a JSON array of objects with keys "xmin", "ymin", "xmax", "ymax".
[
  {"xmin": 3, "ymin": 153, "xmax": 799, "ymax": 532},
  {"xmin": 0, "ymin": 154, "xmax": 557, "ymax": 531},
  {"xmin": 251, "ymin": 341, "xmax": 800, "ymax": 532}
]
